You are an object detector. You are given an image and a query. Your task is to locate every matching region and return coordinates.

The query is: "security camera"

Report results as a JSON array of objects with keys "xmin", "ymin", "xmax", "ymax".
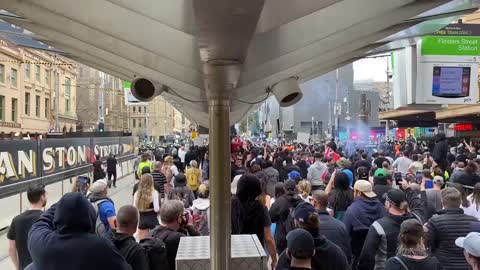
[
  {"xmin": 271, "ymin": 77, "xmax": 303, "ymax": 107},
  {"xmin": 130, "ymin": 78, "xmax": 164, "ymax": 102}
]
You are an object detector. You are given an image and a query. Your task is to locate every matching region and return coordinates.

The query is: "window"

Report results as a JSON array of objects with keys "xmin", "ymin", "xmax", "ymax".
[
  {"xmin": 12, "ymin": 98, "xmax": 17, "ymax": 122},
  {"xmin": 25, "ymin": 92, "xmax": 30, "ymax": 115},
  {"xmin": 35, "ymin": 65, "xmax": 41, "ymax": 82},
  {"xmin": 0, "ymin": 64, "xmax": 4, "ymax": 83},
  {"xmin": 0, "ymin": 95, "xmax": 4, "ymax": 121},
  {"xmin": 144, "ymin": 118, "xmax": 146, "ymax": 127},
  {"xmin": 133, "ymin": 119, "xmax": 136, "ymax": 128},
  {"xmin": 45, "ymin": 69, "xmax": 50, "ymax": 85},
  {"xmin": 65, "ymin": 78, "xmax": 71, "ymax": 112},
  {"xmin": 139, "ymin": 119, "xmax": 142, "ymax": 128},
  {"xmin": 24, "ymin": 63, "xmax": 30, "ymax": 79},
  {"xmin": 11, "ymin": 68, "xmax": 17, "ymax": 87},
  {"xmin": 133, "ymin": 106, "xmax": 136, "ymax": 112},
  {"xmin": 35, "ymin": 95, "xmax": 41, "ymax": 117},
  {"xmin": 45, "ymin": 98, "xmax": 50, "ymax": 118}
]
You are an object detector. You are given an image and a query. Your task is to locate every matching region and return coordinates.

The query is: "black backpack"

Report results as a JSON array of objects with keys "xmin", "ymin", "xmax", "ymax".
[{"xmin": 140, "ymin": 236, "xmax": 170, "ymax": 270}]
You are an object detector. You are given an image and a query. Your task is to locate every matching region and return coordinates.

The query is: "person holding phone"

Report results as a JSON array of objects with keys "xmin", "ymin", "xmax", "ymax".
[{"xmin": 422, "ymin": 169, "xmax": 434, "ymax": 189}]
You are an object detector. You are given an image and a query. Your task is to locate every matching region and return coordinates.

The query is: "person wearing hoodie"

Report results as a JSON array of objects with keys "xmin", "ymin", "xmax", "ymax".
[
  {"xmin": 343, "ymin": 180, "xmax": 385, "ymax": 270},
  {"xmin": 26, "ymin": 193, "xmax": 130, "ymax": 270},
  {"xmin": 109, "ymin": 205, "xmax": 149, "ymax": 270},
  {"xmin": 263, "ymin": 160, "xmax": 280, "ymax": 197},
  {"xmin": 191, "ymin": 184, "xmax": 210, "ymax": 235},
  {"xmin": 357, "ymin": 189, "xmax": 422, "ymax": 270},
  {"xmin": 307, "ymin": 152, "xmax": 328, "ymax": 190},
  {"xmin": 296, "ymin": 152, "xmax": 310, "ymax": 179},
  {"xmin": 270, "ymin": 179, "xmax": 304, "ymax": 254},
  {"xmin": 277, "ymin": 202, "xmax": 350, "ymax": 270},
  {"xmin": 280, "ymin": 156, "xmax": 301, "ymax": 182},
  {"xmin": 168, "ymin": 173, "xmax": 195, "ymax": 208}
]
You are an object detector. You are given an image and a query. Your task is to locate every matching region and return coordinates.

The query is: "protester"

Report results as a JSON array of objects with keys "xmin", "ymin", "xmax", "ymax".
[
  {"xmin": 231, "ymin": 154, "xmax": 248, "ymax": 181},
  {"xmin": 311, "ymin": 190, "xmax": 352, "ymax": 262},
  {"xmin": 384, "ymin": 219, "xmax": 444, "ymax": 270},
  {"xmin": 109, "ymin": 205, "xmax": 149, "ymax": 270},
  {"xmin": 409, "ymin": 154, "xmax": 423, "ymax": 174},
  {"xmin": 8, "ymin": 184, "xmax": 47, "ymax": 270},
  {"xmin": 201, "ymin": 151, "xmax": 210, "ymax": 182},
  {"xmin": 449, "ymin": 162, "xmax": 466, "ymax": 183},
  {"xmin": 134, "ymin": 174, "xmax": 160, "ymax": 240},
  {"xmin": 343, "ymin": 180, "xmax": 385, "ymax": 268},
  {"xmin": 296, "ymin": 152, "xmax": 310, "ymax": 179},
  {"xmin": 178, "ymin": 145, "xmax": 187, "ymax": 168},
  {"xmin": 297, "ymin": 180, "xmax": 312, "ymax": 203},
  {"xmin": 150, "ymin": 200, "xmax": 200, "ymax": 270},
  {"xmin": 338, "ymin": 158, "xmax": 354, "ymax": 186},
  {"xmin": 372, "ymin": 174, "xmax": 392, "ymax": 205},
  {"xmin": 27, "ymin": 193, "xmax": 130, "ymax": 270},
  {"xmin": 171, "ymin": 148, "xmax": 184, "ymax": 172},
  {"xmin": 426, "ymin": 175, "xmax": 444, "ymax": 213},
  {"xmin": 264, "ymin": 160, "xmax": 280, "ymax": 197},
  {"xmin": 231, "ymin": 174, "xmax": 277, "ymax": 269},
  {"xmin": 463, "ymin": 183, "xmax": 480, "ymax": 220},
  {"xmin": 374, "ymin": 151, "xmax": 390, "ymax": 170},
  {"xmin": 87, "ymin": 179, "xmax": 116, "ymax": 235},
  {"xmin": 270, "ymin": 179, "xmax": 304, "ymax": 253},
  {"xmin": 307, "ymin": 152, "xmax": 328, "ymax": 190},
  {"xmin": 281, "ymin": 156, "xmax": 301, "ymax": 182},
  {"xmin": 426, "ymin": 187, "xmax": 480, "ymax": 270},
  {"xmin": 355, "ymin": 153, "xmax": 372, "ymax": 173},
  {"xmin": 272, "ymin": 182, "xmax": 287, "ymax": 206},
  {"xmin": 168, "ymin": 173, "xmax": 195, "ymax": 208},
  {"xmin": 455, "ymin": 232, "xmax": 480, "ymax": 270},
  {"xmin": 72, "ymin": 176, "xmax": 90, "ymax": 195},
  {"xmin": 162, "ymin": 156, "xmax": 177, "ymax": 193},
  {"xmin": 151, "ymin": 161, "xmax": 167, "ymax": 199},
  {"xmin": 92, "ymin": 154, "xmax": 106, "ymax": 182},
  {"xmin": 192, "ymin": 184, "xmax": 210, "ymax": 235},
  {"xmin": 358, "ymin": 189, "xmax": 421, "ymax": 270},
  {"xmin": 433, "ymin": 133, "xmax": 449, "ymax": 171},
  {"xmin": 456, "ymin": 161, "xmax": 480, "ymax": 187},
  {"xmin": 137, "ymin": 153, "xmax": 154, "ymax": 178},
  {"xmin": 325, "ymin": 171, "xmax": 354, "ymax": 220},
  {"xmin": 392, "ymin": 151, "xmax": 412, "ymax": 175},
  {"xmin": 186, "ymin": 160, "xmax": 202, "ymax": 195},
  {"xmin": 279, "ymin": 228, "xmax": 316, "ymax": 270},
  {"xmin": 277, "ymin": 203, "xmax": 350, "ymax": 270},
  {"xmin": 106, "ymin": 153, "xmax": 118, "ymax": 188}
]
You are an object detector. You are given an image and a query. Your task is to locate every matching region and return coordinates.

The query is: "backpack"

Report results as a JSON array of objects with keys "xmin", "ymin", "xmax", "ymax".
[
  {"xmin": 140, "ymin": 237, "xmax": 170, "ymax": 270},
  {"xmin": 186, "ymin": 168, "xmax": 200, "ymax": 191},
  {"xmin": 90, "ymin": 199, "xmax": 108, "ymax": 235}
]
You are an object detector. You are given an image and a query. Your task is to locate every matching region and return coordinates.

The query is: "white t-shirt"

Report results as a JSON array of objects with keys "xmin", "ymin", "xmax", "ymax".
[{"xmin": 462, "ymin": 195, "xmax": 480, "ymax": 221}]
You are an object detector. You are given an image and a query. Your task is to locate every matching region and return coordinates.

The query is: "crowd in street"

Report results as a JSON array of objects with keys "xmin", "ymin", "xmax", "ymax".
[{"xmin": 6, "ymin": 134, "xmax": 480, "ymax": 270}]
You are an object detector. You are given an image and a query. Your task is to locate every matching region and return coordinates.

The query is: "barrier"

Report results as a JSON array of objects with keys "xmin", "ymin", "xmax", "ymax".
[{"xmin": 0, "ymin": 136, "xmax": 135, "ymax": 199}]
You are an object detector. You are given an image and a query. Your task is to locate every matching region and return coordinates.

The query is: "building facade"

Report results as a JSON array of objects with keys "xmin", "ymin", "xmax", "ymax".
[
  {"xmin": 76, "ymin": 65, "xmax": 190, "ymax": 141},
  {"xmin": 0, "ymin": 38, "xmax": 78, "ymax": 135},
  {"xmin": 258, "ymin": 64, "xmax": 380, "ymax": 139}
]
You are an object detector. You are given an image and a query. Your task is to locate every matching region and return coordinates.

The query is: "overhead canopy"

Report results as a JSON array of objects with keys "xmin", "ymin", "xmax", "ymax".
[{"xmin": 1, "ymin": 0, "xmax": 479, "ymax": 126}]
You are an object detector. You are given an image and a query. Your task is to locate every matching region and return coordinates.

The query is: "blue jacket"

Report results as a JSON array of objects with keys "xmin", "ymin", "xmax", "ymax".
[{"xmin": 27, "ymin": 193, "xmax": 130, "ymax": 270}]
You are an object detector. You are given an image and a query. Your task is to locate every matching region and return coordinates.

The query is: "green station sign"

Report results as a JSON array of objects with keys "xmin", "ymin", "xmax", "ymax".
[{"xmin": 421, "ymin": 24, "xmax": 480, "ymax": 56}]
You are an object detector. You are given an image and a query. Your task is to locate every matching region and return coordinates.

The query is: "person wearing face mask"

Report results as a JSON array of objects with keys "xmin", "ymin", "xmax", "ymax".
[{"xmin": 150, "ymin": 200, "xmax": 200, "ymax": 270}]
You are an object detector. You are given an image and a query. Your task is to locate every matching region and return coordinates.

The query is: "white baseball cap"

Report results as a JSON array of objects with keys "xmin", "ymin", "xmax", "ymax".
[{"xmin": 455, "ymin": 232, "xmax": 480, "ymax": 257}]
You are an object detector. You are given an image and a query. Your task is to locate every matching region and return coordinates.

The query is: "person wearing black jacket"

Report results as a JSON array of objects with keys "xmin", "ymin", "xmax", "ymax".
[
  {"xmin": 106, "ymin": 153, "xmax": 118, "ymax": 188},
  {"xmin": 358, "ymin": 188, "xmax": 424, "ymax": 270},
  {"xmin": 296, "ymin": 152, "xmax": 310, "ymax": 180},
  {"xmin": 270, "ymin": 179, "xmax": 304, "ymax": 254},
  {"xmin": 109, "ymin": 205, "xmax": 149, "ymax": 270},
  {"xmin": 151, "ymin": 199, "xmax": 200, "ymax": 270},
  {"xmin": 426, "ymin": 187, "xmax": 480, "ymax": 270},
  {"xmin": 92, "ymin": 155, "xmax": 105, "ymax": 182},
  {"xmin": 432, "ymin": 133, "xmax": 449, "ymax": 172},
  {"xmin": 26, "ymin": 193, "xmax": 130, "ymax": 270},
  {"xmin": 277, "ymin": 202, "xmax": 350, "ymax": 270},
  {"xmin": 280, "ymin": 156, "xmax": 301, "ymax": 182},
  {"xmin": 312, "ymin": 190, "xmax": 352, "ymax": 263}
]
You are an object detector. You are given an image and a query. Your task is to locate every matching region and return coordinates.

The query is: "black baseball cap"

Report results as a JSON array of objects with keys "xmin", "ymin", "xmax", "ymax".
[
  {"xmin": 384, "ymin": 189, "xmax": 407, "ymax": 207},
  {"xmin": 287, "ymin": 228, "xmax": 315, "ymax": 259},
  {"xmin": 285, "ymin": 179, "xmax": 296, "ymax": 191}
]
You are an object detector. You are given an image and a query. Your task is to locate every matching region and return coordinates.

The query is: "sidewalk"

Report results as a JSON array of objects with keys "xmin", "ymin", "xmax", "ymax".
[{"xmin": 0, "ymin": 174, "xmax": 136, "ymax": 270}]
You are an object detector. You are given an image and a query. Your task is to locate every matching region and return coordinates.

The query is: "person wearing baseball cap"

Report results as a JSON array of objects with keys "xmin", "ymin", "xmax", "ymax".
[
  {"xmin": 87, "ymin": 179, "xmax": 117, "ymax": 235},
  {"xmin": 456, "ymin": 232, "xmax": 480, "ymax": 270},
  {"xmin": 282, "ymin": 228, "xmax": 315, "ymax": 270},
  {"xmin": 343, "ymin": 180, "xmax": 385, "ymax": 267},
  {"xmin": 358, "ymin": 189, "xmax": 424, "ymax": 270},
  {"xmin": 276, "ymin": 202, "xmax": 349, "ymax": 270},
  {"xmin": 270, "ymin": 178, "xmax": 304, "ymax": 254},
  {"xmin": 426, "ymin": 175, "xmax": 444, "ymax": 213}
]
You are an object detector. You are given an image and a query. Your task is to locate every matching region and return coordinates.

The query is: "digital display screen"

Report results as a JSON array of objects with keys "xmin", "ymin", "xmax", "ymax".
[{"xmin": 432, "ymin": 66, "xmax": 470, "ymax": 98}]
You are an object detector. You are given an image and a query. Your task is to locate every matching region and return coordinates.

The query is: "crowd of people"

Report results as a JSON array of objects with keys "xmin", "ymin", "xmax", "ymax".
[{"xmin": 6, "ymin": 134, "xmax": 480, "ymax": 270}]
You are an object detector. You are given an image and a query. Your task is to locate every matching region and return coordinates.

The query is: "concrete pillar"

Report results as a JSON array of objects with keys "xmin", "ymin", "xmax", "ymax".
[{"xmin": 203, "ymin": 60, "xmax": 240, "ymax": 270}]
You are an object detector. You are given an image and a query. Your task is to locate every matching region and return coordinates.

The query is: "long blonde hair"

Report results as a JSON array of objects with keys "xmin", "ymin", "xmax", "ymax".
[
  {"xmin": 297, "ymin": 180, "xmax": 312, "ymax": 199},
  {"xmin": 136, "ymin": 174, "xmax": 154, "ymax": 211}
]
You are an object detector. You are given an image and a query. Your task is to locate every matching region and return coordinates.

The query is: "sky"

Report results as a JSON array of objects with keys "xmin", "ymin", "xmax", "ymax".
[{"xmin": 353, "ymin": 56, "xmax": 391, "ymax": 83}]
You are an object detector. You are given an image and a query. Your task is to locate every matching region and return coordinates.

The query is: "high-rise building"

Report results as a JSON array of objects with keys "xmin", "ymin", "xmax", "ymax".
[{"xmin": 0, "ymin": 37, "xmax": 78, "ymax": 135}]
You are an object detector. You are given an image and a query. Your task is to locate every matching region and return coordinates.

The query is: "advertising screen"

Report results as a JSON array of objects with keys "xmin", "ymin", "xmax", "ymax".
[{"xmin": 432, "ymin": 66, "xmax": 470, "ymax": 98}]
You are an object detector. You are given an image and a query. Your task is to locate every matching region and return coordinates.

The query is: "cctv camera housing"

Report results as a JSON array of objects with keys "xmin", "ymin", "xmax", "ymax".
[
  {"xmin": 271, "ymin": 77, "xmax": 303, "ymax": 107},
  {"xmin": 130, "ymin": 78, "xmax": 164, "ymax": 102}
]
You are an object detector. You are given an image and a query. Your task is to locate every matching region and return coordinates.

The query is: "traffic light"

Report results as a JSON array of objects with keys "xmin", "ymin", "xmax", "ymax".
[{"xmin": 98, "ymin": 122, "xmax": 105, "ymax": 132}]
